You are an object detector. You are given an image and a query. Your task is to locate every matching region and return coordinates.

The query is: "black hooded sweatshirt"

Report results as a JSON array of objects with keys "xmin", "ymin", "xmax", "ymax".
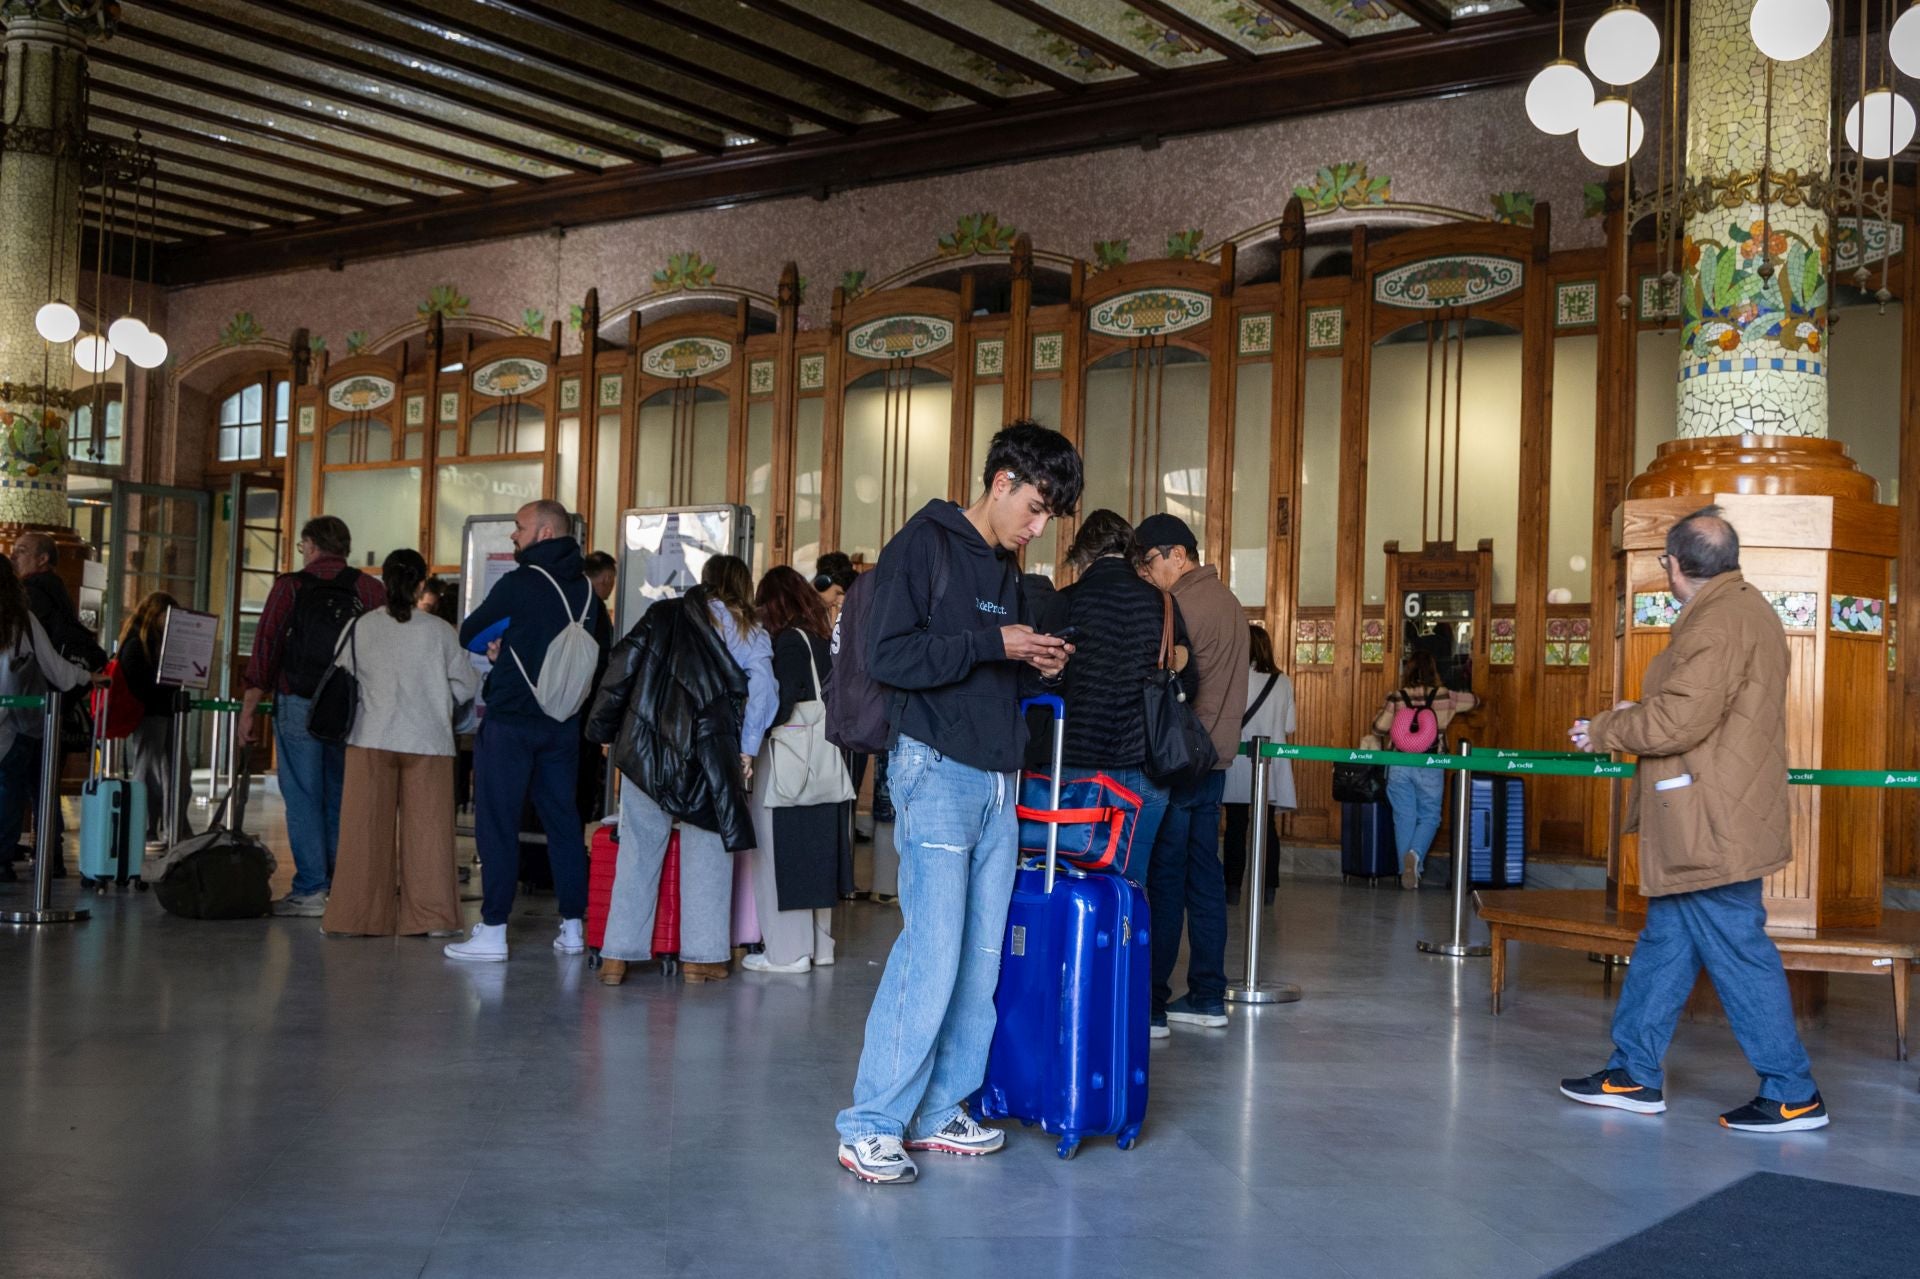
[{"xmin": 867, "ymin": 500, "xmax": 1029, "ymax": 774}]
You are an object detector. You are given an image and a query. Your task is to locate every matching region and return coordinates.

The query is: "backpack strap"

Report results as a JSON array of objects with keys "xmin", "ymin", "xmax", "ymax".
[{"xmin": 1242, "ymin": 672, "xmax": 1280, "ymax": 727}]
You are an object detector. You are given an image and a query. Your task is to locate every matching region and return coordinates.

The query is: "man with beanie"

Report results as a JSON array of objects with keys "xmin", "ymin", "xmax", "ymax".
[{"xmin": 1137, "ymin": 512, "xmax": 1248, "ymax": 1038}]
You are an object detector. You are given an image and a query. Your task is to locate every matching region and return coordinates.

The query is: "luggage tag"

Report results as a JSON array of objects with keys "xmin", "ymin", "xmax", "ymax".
[{"xmin": 1654, "ymin": 773, "xmax": 1693, "ymax": 792}]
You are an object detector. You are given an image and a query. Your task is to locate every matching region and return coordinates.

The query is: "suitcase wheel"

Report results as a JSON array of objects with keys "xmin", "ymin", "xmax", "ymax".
[
  {"xmin": 586, "ymin": 951, "xmax": 601, "ymax": 970},
  {"xmin": 661, "ymin": 958, "xmax": 678, "ymax": 976},
  {"xmin": 1056, "ymin": 1137, "xmax": 1080, "ymax": 1160},
  {"xmin": 1117, "ymin": 1126, "xmax": 1141, "ymax": 1152},
  {"xmin": 134, "ymin": 879, "xmax": 147, "ymax": 892}
]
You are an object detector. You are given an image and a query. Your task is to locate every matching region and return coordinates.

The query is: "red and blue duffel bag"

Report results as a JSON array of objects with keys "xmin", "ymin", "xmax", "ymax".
[{"xmin": 1016, "ymin": 771, "xmax": 1145, "ymax": 877}]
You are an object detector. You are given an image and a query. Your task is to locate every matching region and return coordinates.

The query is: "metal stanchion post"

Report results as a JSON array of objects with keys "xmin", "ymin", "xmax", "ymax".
[
  {"xmin": 166, "ymin": 709, "xmax": 189, "ymax": 849},
  {"xmin": 1226, "ymin": 737, "xmax": 1302, "ymax": 1005},
  {"xmin": 1, "ymin": 691, "xmax": 88, "ymax": 926},
  {"xmin": 1418, "ymin": 740, "xmax": 1490, "ymax": 958}
]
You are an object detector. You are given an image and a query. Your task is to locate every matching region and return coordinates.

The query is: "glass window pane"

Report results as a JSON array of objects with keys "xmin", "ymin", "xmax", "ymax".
[
  {"xmin": 1029, "ymin": 379, "xmax": 1062, "ymax": 431},
  {"xmin": 1364, "ymin": 325, "xmax": 1521, "ymax": 605},
  {"xmin": 293, "ymin": 441, "xmax": 314, "ymax": 541},
  {"xmin": 241, "ymin": 382, "xmax": 262, "ymax": 423},
  {"xmin": 220, "ymin": 392, "xmax": 241, "ymax": 427},
  {"xmin": 839, "ymin": 369, "xmax": 952, "ymax": 565},
  {"xmin": 791, "ymin": 397, "xmax": 824, "ymax": 577},
  {"xmin": 634, "ymin": 390, "xmax": 727, "ymax": 507},
  {"xmin": 1550, "ymin": 335, "xmax": 1599, "ymax": 603},
  {"xmin": 1828, "ymin": 301, "xmax": 1902, "ymax": 502},
  {"xmin": 1082, "ymin": 348, "xmax": 1209, "ymax": 529},
  {"xmin": 274, "ymin": 379, "xmax": 290, "ymax": 423},
  {"xmin": 635, "ymin": 394, "xmax": 673, "ymax": 509},
  {"xmin": 1634, "ymin": 328, "xmax": 1679, "ymax": 474},
  {"xmin": 1231, "ymin": 361, "xmax": 1272, "ymax": 606},
  {"xmin": 434, "ymin": 460, "xmax": 543, "ymax": 565},
  {"xmin": 1298, "ymin": 358, "xmax": 1342, "ymax": 608},
  {"xmin": 241, "ymin": 424, "xmax": 261, "ymax": 460},
  {"xmin": 593, "ymin": 412, "xmax": 621, "ymax": 555},
  {"xmin": 970, "ymin": 383, "xmax": 1004, "ymax": 496},
  {"xmin": 745, "ymin": 400, "xmax": 773, "ymax": 577},
  {"xmin": 555, "ymin": 415, "xmax": 581, "ymax": 512},
  {"xmin": 365, "ymin": 420, "xmax": 393, "ymax": 464},
  {"xmin": 320, "ymin": 466, "xmax": 420, "ymax": 569}
]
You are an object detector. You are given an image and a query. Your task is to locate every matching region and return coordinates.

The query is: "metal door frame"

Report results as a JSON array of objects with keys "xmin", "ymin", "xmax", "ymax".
[{"xmin": 104, "ymin": 481, "xmax": 213, "ymax": 645}]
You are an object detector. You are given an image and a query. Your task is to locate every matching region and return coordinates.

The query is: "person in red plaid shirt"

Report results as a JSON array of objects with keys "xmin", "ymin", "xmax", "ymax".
[{"xmin": 239, "ymin": 517, "xmax": 385, "ymax": 917}]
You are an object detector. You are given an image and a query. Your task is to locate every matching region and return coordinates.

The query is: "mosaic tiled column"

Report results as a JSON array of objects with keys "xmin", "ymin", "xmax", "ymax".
[
  {"xmin": 1677, "ymin": 0, "xmax": 1831, "ymax": 438},
  {"xmin": 0, "ymin": 4, "xmax": 106, "ymax": 527}
]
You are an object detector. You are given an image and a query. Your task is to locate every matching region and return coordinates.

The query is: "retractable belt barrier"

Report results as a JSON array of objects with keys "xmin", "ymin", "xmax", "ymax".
[{"xmin": 1240, "ymin": 741, "xmax": 1920, "ymax": 789}]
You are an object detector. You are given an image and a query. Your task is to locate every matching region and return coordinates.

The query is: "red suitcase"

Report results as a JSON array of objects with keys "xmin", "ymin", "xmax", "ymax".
[
  {"xmin": 652, "ymin": 830, "xmax": 681, "ymax": 971},
  {"xmin": 585, "ymin": 822, "xmax": 619, "ymax": 966}
]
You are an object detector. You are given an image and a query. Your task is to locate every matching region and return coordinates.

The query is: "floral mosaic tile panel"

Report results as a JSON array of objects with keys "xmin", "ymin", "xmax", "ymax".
[
  {"xmin": 1360, "ymin": 640, "xmax": 1385, "ymax": 665},
  {"xmin": 1489, "ymin": 640, "xmax": 1516, "ymax": 665},
  {"xmin": 1555, "ymin": 280, "xmax": 1598, "ymax": 327},
  {"xmin": 1639, "ymin": 274, "xmax": 1681, "ymax": 321},
  {"xmin": 598, "ymin": 375, "xmax": 623, "ymax": 408},
  {"xmin": 1305, "ymin": 307, "xmax": 1343, "ymax": 350},
  {"xmin": 559, "ymin": 379, "xmax": 582, "ymax": 411},
  {"xmin": 405, "ymin": 396, "xmax": 425, "ymax": 427},
  {"xmin": 975, "ymin": 338, "xmax": 1005, "ymax": 377},
  {"xmin": 1633, "ymin": 592, "xmax": 1680, "ymax": 628},
  {"xmin": 1831, "ymin": 595, "xmax": 1884, "ymax": 635},
  {"xmin": 798, "ymin": 356, "xmax": 825, "ymax": 391},
  {"xmin": 748, "ymin": 361, "xmax": 775, "ymax": 396},
  {"xmin": 297, "ymin": 405, "xmax": 316, "ymax": 437},
  {"xmin": 1237, "ymin": 312, "xmax": 1273, "ymax": 356},
  {"xmin": 1374, "ymin": 256, "xmax": 1523, "ymax": 309},
  {"xmin": 438, "ymin": 391, "xmax": 459, "ymax": 423},
  {"xmin": 1032, "ymin": 333, "xmax": 1063, "ymax": 372},
  {"xmin": 1764, "ymin": 590, "xmax": 1818, "ymax": 631}
]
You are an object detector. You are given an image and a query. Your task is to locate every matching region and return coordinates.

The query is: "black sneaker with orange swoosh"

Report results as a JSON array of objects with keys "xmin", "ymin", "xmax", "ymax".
[
  {"xmin": 1559, "ymin": 1067, "xmax": 1667, "ymax": 1114},
  {"xmin": 1719, "ymin": 1093, "xmax": 1829, "ymax": 1132}
]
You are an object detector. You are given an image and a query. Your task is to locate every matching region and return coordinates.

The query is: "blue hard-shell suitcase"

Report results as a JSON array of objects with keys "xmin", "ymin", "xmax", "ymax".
[
  {"xmin": 1340, "ymin": 801, "xmax": 1398, "ymax": 884},
  {"xmin": 971, "ymin": 696, "xmax": 1149, "ymax": 1160},
  {"xmin": 79, "ymin": 778, "xmax": 147, "ymax": 889},
  {"xmin": 1467, "ymin": 776, "xmax": 1526, "ymax": 888}
]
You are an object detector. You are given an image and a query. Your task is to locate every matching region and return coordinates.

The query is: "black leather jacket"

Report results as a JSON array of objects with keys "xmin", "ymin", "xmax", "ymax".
[{"xmin": 585, "ymin": 591, "xmax": 753, "ymax": 851}]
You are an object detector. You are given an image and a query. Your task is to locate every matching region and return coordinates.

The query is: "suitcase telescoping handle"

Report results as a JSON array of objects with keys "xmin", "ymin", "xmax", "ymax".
[{"xmin": 1020, "ymin": 694, "xmax": 1065, "ymax": 894}]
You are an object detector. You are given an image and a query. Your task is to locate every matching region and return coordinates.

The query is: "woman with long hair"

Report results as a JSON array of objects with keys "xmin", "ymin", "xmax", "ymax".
[
  {"xmin": 114, "ymin": 591, "xmax": 189, "ymax": 842},
  {"xmin": 1372, "ymin": 648, "xmax": 1479, "ymax": 889},
  {"xmin": 0, "ymin": 555, "xmax": 94, "ymax": 866},
  {"xmin": 1222, "ymin": 624, "xmax": 1296, "ymax": 906},
  {"xmin": 590, "ymin": 554, "xmax": 777, "ymax": 985},
  {"xmin": 741, "ymin": 565, "xmax": 848, "ymax": 974},
  {"xmin": 320, "ymin": 548, "xmax": 480, "ymax": 937}
]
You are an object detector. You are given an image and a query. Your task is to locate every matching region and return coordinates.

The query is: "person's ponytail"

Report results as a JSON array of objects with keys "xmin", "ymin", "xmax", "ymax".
[{"xmin": 382, "ymin": 548, "xmax": 428, "ymax": 623}]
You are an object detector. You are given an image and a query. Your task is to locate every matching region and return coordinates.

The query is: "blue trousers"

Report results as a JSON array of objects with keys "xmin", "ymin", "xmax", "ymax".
[
  {"xmin": 1608, "ymin": 878, "xmax": 1818, "ymax": 1102},
  {"xmin": 1386, "ymin": 764, "xmax": 1446, "ymax": 873},
  {"xmin": 274, "ymin": 693, "xmax": 345, "ymax": 897},
  {"xmin": 1148, "ymin": 768, "xmax": 1229, "ymax": 1013},
  {"xmin": 474, "ymin": 714, "xmax": 588, "ymax": 926},
  {"xmin": 1103, "ymin": 764, "xmax": 1168, "ymax": 888}
]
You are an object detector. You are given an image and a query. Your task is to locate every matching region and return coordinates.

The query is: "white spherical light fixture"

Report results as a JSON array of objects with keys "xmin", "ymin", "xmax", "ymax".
[
  {"xmin": 127, "ymin": 330, "xmax": 169, "ymax": 370},
  {"xmin": 1893, "ymin": 4, "xmax": 1920, "ymax": 78},
  {"xmin": 1526, "ymin": 59, "xmax": 1596, "ymax": 135},
  {"xmin": 1845, "ymin": 88, "xmax": 1918, "ymax": 159},
  {"xmin": 106, "ymin": 314, "xmax": 148, "ymax": 352},
  {"xmin": 72, "ymin": 333, "xmax": 116, "ymax": 375},
  {"xmin": 34, "ymin": 301, "xmax": 80, "ymax": 344},
  {"xmin": 1578, "ymin": 96, "xmax": 1647, "ymax": 166},
  {"xmin": 1584, "ymin": 3, "xmax": 1660, "ymax": 86},
  {"xmin": 1749, "ymin": 0, "xmax": 1831, "ymax": 62}
]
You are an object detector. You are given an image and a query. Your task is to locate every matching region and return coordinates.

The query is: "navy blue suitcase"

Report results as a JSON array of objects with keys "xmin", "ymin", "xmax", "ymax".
[
  {"xmin": 1340, "ymin": 801, "xmax": 1398, "ymax": 884},
  {"xmin": 1468, "ymin": 777, "xmax": 1526, "ymax": 888},
  {"xmin": 972, "ymin": 696, "xmax": 1148, "ymax": 1160}
]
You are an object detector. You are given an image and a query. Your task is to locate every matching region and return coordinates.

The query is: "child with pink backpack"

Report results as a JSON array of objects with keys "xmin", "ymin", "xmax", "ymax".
[{"xmin": 1370, "ymin": 651, "xmax": 1479, "ymax": 889}]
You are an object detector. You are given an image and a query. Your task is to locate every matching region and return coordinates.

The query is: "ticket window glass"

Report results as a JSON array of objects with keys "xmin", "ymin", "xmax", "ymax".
[
  {"xmin": 838, "ymin": 368, "xmax": 952, "ymax": 565},
  {"xmin": 1400, "ymin": 588, "xmax": 1475, "ymax": 693}
]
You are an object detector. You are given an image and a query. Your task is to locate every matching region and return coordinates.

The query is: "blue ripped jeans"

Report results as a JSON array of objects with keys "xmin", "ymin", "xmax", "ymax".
[{"xmin": 837, "ymin": 736, "xmax": 1018, "ymax": 1143}]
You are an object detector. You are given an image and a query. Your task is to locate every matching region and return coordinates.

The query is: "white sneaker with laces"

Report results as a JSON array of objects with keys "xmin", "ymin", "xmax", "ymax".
[
  {"xmin": 904, "ymin": 1111, "xmax": 1006, "ymax": 1156},
  {"xmin": 838, "ymin": 1135, "xmax": 917, "ymax": 1184},
  {"xmin": 445, "ymin": 922, "xmax": 508, "ymax": 962},
  {"xmin": 553, "ymin": 919, "xmax": 585, "ymax": 955},
  {"xmin": 741, "ymin": 951, "xmax": 810, "ymax": 974}
]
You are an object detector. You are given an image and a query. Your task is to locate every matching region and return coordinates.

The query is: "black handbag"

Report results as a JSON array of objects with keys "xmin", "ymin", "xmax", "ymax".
[
  {"xmin": 1142, "ymin": 592, "xmax": 1219, "ymax": 788},
  {"xmin": 1332, "ymin": 759, "xmax": 1386, "ymax": 805},
  {"xmin": 307, "ymin": 615, "xmax": 361, "ymax": 745}
]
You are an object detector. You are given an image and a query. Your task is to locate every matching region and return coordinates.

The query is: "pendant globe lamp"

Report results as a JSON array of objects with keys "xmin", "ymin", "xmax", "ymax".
[
  {"xmin": 105, "ymin": 314, "xmax": 147, "ymax": 352},
  {"xmin": 1750, "ymin": 0, "xmax": 1831, "ymax": 62},
  {"xmin": 1585, "ymin": 2, "xmax": 1660, "ymax": 87},
  {"xmin": 1844, "ymin": 87, "xmax": 1917, "ymax": 159},
  {"xmin": 72, "ymin": 333, "xmax": 115, "ymax": 375},
  {"xmin": 126, "ymin": 330, "xmax": 167, "ymax": 370},
  {"xmin": 34, "ymin": 301, "xmax": 80, "ymax": 344},
  {"xmin": 1578, "ymin": 95, "xmax": 1646, "ymax": 165},
  {"xmin": 1527, "ymin": 0, "xmax": 1595, "ymax": 134},
  {"xmin": 1894, "ymin": 2, "xmax": 1920, "ymax": 77}
]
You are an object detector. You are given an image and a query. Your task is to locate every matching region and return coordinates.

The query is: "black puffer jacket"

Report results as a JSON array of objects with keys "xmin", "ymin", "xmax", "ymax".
[
  {"xmin": 586, "ymin": 590, "xmax": 753, "ymax": 851},
  {"xmin": 1037, "ymin": 556, "xmax": 1197, "ymax": 771}
]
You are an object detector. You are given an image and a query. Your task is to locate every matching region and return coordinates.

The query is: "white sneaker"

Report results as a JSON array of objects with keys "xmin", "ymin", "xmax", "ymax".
[
  {"xmin": 553, "ymin": 919, "xmax": 585, "ymax": 955},
  {"xmin": 271, "ymin": 892, "xmax": 327, "ymax": 918},
  {"xmin": 742, "ymin": 951, "xmax": 810, "ymax": 974},
  {"xmin": 444, "ymin": 922, "xmax": 508, "ymax": 962},
  {"xmin": 838, "ymin": 1135, "xmax": 917, "ymax": 1184},
  {"xmin": 813, "ymin": 951, "xmax": 835, "ymax": 967}
]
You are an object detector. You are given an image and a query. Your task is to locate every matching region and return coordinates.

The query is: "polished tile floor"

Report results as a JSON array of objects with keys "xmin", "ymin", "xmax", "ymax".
[{"xmin": 3, "ymin": 804, "xmax": 1917, "ymax": 1279}]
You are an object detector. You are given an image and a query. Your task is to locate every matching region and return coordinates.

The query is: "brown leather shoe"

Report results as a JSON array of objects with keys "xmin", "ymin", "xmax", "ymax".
[
  {"xmin": 683, "ymin": 960, "xmax": 730, "ymax": 983},
  {"xmin": 598, "ymin": 958, "xmax": 629, "ymax": 987}
]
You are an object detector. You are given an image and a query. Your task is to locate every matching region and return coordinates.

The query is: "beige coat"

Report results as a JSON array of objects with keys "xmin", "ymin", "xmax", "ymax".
[
  {"xmin": 1169, "ymin": 564, "xmax": 1250, "ymax": 770},
  {"xmin": 1588, "ymin": 571, "xmax": 1792, "ymax": 897}
]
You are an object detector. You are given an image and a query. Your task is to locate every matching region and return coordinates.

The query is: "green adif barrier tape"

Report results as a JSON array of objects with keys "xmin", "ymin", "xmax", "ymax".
[
  {"xmin": 0, "ymin": 695, "xmax": 46, "ymax": 709},
  {"xmin": 191, "ymin": 699, "xmax": 270, "ymax": 714},
  {"xmin": 1240, "ymin": 741, "xmax": 1920, "ymax": 789}
]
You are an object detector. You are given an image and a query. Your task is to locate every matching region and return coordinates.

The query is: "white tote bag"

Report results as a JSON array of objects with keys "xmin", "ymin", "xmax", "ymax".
[{"xmin": 762, "ymin": 639, "xmax": 856, "ymax": 809}]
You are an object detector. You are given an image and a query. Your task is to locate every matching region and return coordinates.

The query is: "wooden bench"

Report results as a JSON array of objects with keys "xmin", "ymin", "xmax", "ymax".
[{"xmin": 1475, "ymin": 889, "xmax": 1920, "ymax": 1061}]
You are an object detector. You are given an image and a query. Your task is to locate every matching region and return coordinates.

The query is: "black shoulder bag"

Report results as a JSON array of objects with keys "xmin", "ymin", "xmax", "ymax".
[
  {"xmin": 307, "ymin": 614, "xmax": 362, "ymax": 745},
  {"xmin": 1142, "ymin": 591, "xmax": 1219, "ymax": 788}
]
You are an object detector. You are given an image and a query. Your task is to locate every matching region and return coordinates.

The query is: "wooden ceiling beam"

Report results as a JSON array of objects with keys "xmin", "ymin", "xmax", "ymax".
[
  {"xmin": 141, "ymin": 183, "xmax": 301, "ymax": 227},
  {"xmin": 1384, "ymin": 0, "xmax": 1453, "ymax": 34},
  {"xmin": 90, "ymin": 83, "xmax": 489, "ymax": 196},
  {"xmin": 984, "ymin": 0, "xmax": 1166, "ymax": 76},
  {"xmin": 90, "ymin": 51, "xmax": 547, "ymax": 187},
  {"xmin": 133, "ymin": 0, "xmax": 660, "ymax": 165},
  {"xmin": 1247, "ymin": 0, "xmax": 1352, "ymax": 48},
  {"xmin": 152, "ymin": 171, "xmax": 338, "ymax": 222},
  {"xmin": 858, "ymin": 0, "xmax": 1081, "ymax": 92},
  {"xmin": 273, "ymin": 0, "xmax": 721, "ymax": 153},
  {"xmin": 368, "ymin": 0, "xmax": 776, "ymax": 142},
  {"xmin": 92, "ymin": 119, "xmax": 377, "ymax": 212},
  {"xmin": 85, "ymin": 196, "xmax": 251, "ymax": 236},
  {"xmin": 115, "ymin": 22, "xmax": 600, "ymax": 175},
  {"xmin": 617, "ymin": 0, "xmax": 932, "ymax": 119},
  {"xmin": 1127, "ymin": 0, "xmax": 1257, "ymax": 61},
  {"xmin": 504, "ymin": 0, "xmax": 854, "ymax": 133},
  {"xmin": 88, "ymin": 103, "xmax": 425, "ymax": 205},
  {"xmin": 730, "ymin": 0, "xmax": 1005, "ymax": 106},
  {"xmin": 161, "ymin": 6, "xmax": 1609, "ymax": 284}
]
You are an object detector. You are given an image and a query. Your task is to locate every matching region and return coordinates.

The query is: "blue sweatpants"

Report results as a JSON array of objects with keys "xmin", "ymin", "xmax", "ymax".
[
  {"xmin": 1608, "ymin": 878, "xmax": 1818, "ymax": 1102},
  {"xmin": 474, "ymin": 714, "xmax": 587, "ymax": 926}
]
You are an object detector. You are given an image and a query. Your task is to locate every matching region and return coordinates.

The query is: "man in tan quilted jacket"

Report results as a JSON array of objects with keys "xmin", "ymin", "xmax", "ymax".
[{"xmin": 1559, "ymin": 506, "xmax": 1826, "ymax": 1134}]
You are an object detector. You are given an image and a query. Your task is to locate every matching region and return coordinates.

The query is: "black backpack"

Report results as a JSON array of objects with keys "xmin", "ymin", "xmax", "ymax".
[
  {"xmin": 281, "ymin": 570, "xmax": 365, "ymax": 698},
  {"xmin": 824, "ymin": 544, "xmax": 950, "ymax": 757}
]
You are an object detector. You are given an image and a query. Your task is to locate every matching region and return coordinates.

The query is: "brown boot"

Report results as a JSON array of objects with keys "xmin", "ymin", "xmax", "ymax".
[
  {"xmin": 683, "ymin": 960, "xmax": 730, "ymax": 983},
  {"xmin": 598, "ymin": 958, "xmax": 628, "ymax": 987}
]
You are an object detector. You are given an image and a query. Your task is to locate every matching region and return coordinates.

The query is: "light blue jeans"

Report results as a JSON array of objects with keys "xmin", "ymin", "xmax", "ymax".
[
  {"xmin": 1385, "ymin": 764, "xmax": 1446, "ymax": 874},
  {"xmin": 1609, "ymin": 878, "xmax": 1817, "ymax": 1101},
  {"xmin": 837, "ymin": 736, "xmax": 1018, "ymax": 1143},
  {"xmin": 274, "ymin": 692, "xmax": 346, "ymax": 897}
]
